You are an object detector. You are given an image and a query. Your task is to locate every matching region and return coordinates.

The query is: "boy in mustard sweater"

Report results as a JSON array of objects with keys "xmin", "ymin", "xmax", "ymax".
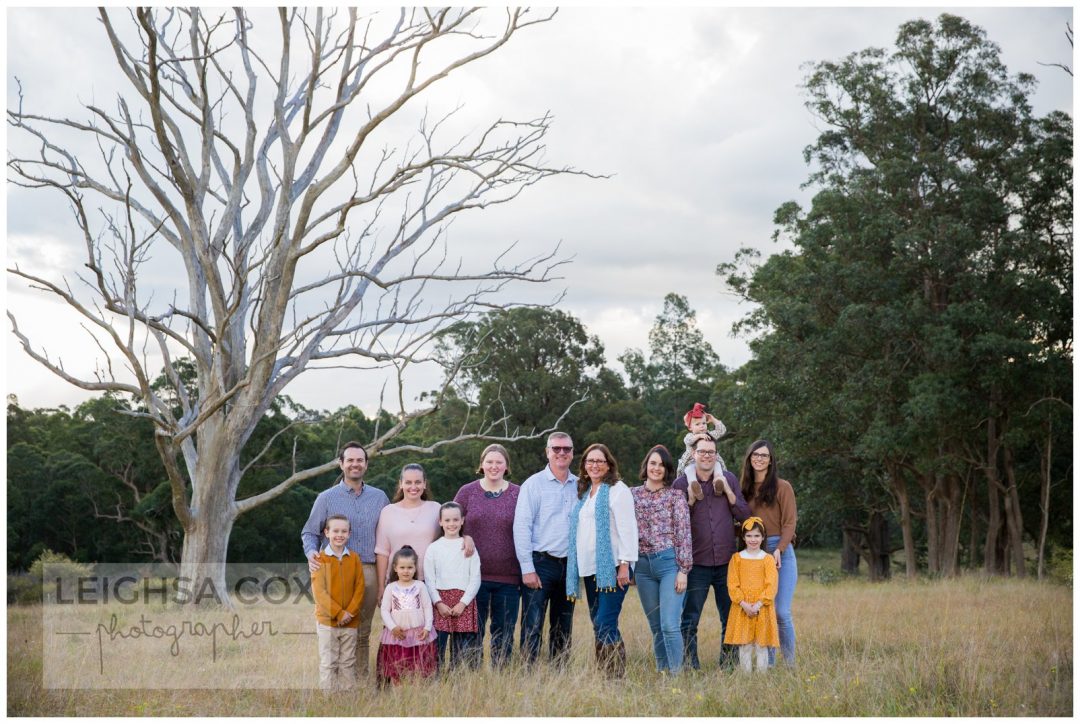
[{"xmin": 313, "ymin": 514, "xmax": 366, "ymax": 690}]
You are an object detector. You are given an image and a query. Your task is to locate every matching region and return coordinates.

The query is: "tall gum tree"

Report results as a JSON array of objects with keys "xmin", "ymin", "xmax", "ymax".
[
  {"xmin": 719, "ymin": 14, "xmax": 1071, "ymax": 577},
  {"xmin": 8, "ymin": 8, "xmax": 591, "ymax": 601}
]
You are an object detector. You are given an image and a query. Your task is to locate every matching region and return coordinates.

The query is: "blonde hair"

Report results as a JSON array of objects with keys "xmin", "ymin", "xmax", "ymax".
[{"xmin": 476, "ymin": 443, "xmax": 512, "ymax": 479}]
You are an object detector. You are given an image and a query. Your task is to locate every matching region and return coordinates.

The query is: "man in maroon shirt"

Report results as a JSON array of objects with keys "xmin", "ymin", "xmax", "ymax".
[{"xmin": 672, "ymin": 434, "xmax": 751, "ymax": 669}]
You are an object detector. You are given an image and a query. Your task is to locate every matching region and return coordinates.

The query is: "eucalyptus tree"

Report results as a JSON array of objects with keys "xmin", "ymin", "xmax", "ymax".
[
  {"xmin": 8, "ymin": 8, "xmax": 589, "ymax": 600},
  {"xmin": 620, "ymin": 293, "xmax": 724, "ymax": 446},
  {"xmin": 720, "ymin": 14, "xmax": 1071, "ymax": 576}
]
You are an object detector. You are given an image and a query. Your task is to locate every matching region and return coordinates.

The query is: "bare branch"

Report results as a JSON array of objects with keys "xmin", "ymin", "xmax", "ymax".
[{"xmin": 10, "ymin": 8, "xmax": 590, "ymax": 581}]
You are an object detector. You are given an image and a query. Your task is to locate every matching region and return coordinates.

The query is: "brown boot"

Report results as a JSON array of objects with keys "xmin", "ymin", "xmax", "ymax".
[
  {"xmin": 689, "ymin": 478, "xmax": 705, "ymax": 502},
  {"xmin": 596, "ymin": 642, "xmax": 612, "ymax": 675},
  {"xmin": 611, "ymin": 641, "xmax": 626, "ymax": 678},
  {"xmin": 596, "ymin": 643, "xmax": 625, "ymax": 678}
]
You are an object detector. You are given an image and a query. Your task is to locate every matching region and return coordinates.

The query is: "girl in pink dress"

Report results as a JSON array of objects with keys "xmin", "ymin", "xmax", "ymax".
[{"xmin": 376, "ymin": 546, "xmax": 436, "ymax": 685}]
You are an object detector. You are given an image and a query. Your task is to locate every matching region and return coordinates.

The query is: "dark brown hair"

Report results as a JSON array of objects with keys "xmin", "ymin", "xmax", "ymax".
[
  {"xmin": 638, "ymin": 444, "xmax": 675, "ymax": 486},
  {"xmin": 691, "ymin": 434, "xmax": 717, "ymax": 451},
  {"xmin": 739, "ymin": 439, "xmax": 779, "ymax": 506},
  {"xmin": 392, "ymin": 463, "xmax": 431, "ymax": 503},
  {"xmin": 388, "ymin": 546, "xmax": 419, "ymax": 582},
  {"xmin": 576, "ymin": 443, "xmax": 620, "ymax": 498},
  {"xmin": 338, "ymin": 441, "xmax": 367, "ymax": 462},
  {"xmin": 436, "ymin": 501, "xmax": 464, "ymax": 539},
  {"xmin": 741, "ymin": 518, "xmax": 766, "ymax": 540}
]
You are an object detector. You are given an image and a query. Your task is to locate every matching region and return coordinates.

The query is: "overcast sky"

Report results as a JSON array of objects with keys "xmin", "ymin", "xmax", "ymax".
[{"xmin": 5, "ymin": 5, "xmax": 1073, "ymax": 415}]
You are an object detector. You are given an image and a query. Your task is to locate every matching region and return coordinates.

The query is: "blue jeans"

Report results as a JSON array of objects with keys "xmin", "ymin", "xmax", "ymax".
[
  {"xmin": 470, "ymin": 580, "xmax": 521, "ymax": 669},
  {"xmin": 680, "ymin": 563, "xmax": 737, "ymax": 669},
  {"xmin": 636, "ymin": 549, "xmax": 686, "ymax": 673},
  {"xmin": 765, "ymin": 535, "xmax": 797, "ymax": 665},
  {"xmin": 436, "ymin": 629, "xmax": 478, "ymax": 671},
  {"xmin": 582, "ymin": 569, "xmax": 631, "ymax": 645},
  {"xmin": 520, "ymin": 553, "xmax": 575, "ymax": 665}
]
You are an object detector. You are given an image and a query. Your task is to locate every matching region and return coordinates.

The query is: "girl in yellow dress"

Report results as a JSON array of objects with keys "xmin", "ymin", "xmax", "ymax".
[{"xmin": 724, "ymin": 517, "xmax": 779, "ymax": 672}]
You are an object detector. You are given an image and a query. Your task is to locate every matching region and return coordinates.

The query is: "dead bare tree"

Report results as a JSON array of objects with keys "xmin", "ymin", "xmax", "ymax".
[{"xmin": 8, "ymin": 8, "xmax": 591, "ymax": 602}]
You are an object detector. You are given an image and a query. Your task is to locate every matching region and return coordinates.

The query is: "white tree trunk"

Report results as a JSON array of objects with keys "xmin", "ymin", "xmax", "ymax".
[{"xmin": 7, "ymin": 8, "xmax": 590, "ymax": 606}]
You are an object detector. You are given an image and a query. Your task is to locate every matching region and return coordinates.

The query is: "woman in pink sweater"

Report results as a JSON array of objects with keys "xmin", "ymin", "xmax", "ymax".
[{"xmin": 375, "ymin": 463, "xmax": 474, "ymax": 602}]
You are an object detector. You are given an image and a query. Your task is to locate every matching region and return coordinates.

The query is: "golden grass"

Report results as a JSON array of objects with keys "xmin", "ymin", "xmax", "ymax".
[{"xmin": 8, "ymin": 574, "xmax": 1072, "ymax": 716}]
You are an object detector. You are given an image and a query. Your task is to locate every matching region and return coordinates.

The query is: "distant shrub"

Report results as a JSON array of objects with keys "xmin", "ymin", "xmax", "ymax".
[
  {"xmin": 809, "ymin": 566, "xmax": 841, "ymax": 585},
  {"xmin": 1046, "ymin": 546, "xmax": 1072, "ymax": 588},
  {"xmin": 7, "ymin": 573, "xmax": 39, "ymax": 605},
  {"xmin": 26, "ymin": 549, "xmax": 94, "ymax": 603}
]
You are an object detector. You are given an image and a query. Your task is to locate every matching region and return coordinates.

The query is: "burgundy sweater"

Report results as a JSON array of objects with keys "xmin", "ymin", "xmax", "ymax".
[{"xmin": 453, "ymin": 480, "xmax": 522, "ymax": 585}]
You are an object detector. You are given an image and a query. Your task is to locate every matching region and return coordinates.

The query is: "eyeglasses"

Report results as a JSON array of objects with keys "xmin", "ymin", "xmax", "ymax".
[
  {"xmin": 584, "ymin": 459, "xmax": 608, "ymax": 466},
  {"xmin": 750, "ymin": 453, "xmax": 771, "ymax": 460},
  {"xmin": 549, "ymin": 446, "xmax": 573, "ymax": 455},
  {"xmin": 694, "ymin": 450, "xmax": 717, "ymax": 457}
]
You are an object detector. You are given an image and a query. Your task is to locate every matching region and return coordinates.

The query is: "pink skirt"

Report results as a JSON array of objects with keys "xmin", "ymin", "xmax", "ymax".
[{"xmin": 376, "ymin": 638, "xmax": 436, "ymax": 685}]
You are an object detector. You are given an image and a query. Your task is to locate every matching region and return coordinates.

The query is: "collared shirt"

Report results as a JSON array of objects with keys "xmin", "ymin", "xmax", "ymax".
[
  {"xmin": 513, "ymin": 464, "xmax": 580, "ymax": 575},
  {"xmin": 672, "ymin": 468, "xmax": 751, "ymax": 567},
  {"xmin": 301, "ymin": 480, "xmax": 389, "ymax": 563},
  {"xmin": 323, "ymin": 543, "xmax": 352, "ymax": 561}
]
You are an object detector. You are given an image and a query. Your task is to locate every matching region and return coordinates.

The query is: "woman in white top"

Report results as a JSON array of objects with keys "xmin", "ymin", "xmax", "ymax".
[{"xmin": 565, "ymin": 443, "xmax": 638, "ymax": 677}]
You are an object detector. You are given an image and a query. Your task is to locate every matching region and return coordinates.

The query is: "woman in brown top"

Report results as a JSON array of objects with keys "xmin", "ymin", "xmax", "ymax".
[{"xmin": 738, "ymin": 439, "xmax": 797, "ymax": 666}]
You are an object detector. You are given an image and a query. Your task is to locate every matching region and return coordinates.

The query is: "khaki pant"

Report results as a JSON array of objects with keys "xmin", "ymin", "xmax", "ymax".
[
  {"xmin": 354, "ymin": 562, "xmax": 378, "ymax": 678},
  {"xmin": 317, "ymin": 623, "xmax": 358, "ymax": 690}
]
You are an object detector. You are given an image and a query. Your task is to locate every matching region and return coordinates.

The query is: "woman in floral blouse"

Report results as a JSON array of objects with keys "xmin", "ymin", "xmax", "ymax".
[{"xmin": 631, "ymin": 444, "xmax": 693, "ymax": 674}]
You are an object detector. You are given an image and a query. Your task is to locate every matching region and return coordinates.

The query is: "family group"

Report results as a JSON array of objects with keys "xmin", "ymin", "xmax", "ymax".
[{"xmin": 301, "ymin": 404, "xmax": 797, "ymax": 689}]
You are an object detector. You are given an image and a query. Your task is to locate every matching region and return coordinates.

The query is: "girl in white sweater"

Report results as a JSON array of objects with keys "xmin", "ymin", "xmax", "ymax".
[{"xmin": 423, "ymin": 502, "xmax": 482, "ymax": 670}]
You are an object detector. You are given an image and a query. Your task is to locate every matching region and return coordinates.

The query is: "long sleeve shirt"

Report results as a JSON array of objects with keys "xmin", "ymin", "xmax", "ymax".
[
  {"xmin": 513, "ymin": 465, "xmax": 579, "ymax": 575},
  {"xmin": 631, "ymin": 484, "xmax": 693, "ymax": 574},
  {"xmin": 454, "ymin": 480, "xmax": 521, "ymax": 584},
  {"xmin": 380, "ymin": 580, "xmax": 434, "ymax": 634},
  {"xmin": 748, "ymin": 478, "xmax": 798, "ymax": 553},
  {"xmin": 312, "ymin": 546, "xmax": 365, "ymax": 627},
  {"xmin": 423, "ymin": 536, "xmax": 482, "ymax": 605},
  {"xmin": 672, "ymin": 468, "xmax": 751, "ymax": 567},
  {"xmin": 574, "ymin": 481, "xmax": 639, "ymax": 576},
  {"xmin": 301, "ymin": 481, "xmax": 389, "ymax": 563}
]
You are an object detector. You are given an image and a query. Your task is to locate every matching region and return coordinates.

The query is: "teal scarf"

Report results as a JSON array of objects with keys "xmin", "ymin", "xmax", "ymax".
[{"xmin": 565, "ymin": 482, "xmax": 616, "ymax": 601}]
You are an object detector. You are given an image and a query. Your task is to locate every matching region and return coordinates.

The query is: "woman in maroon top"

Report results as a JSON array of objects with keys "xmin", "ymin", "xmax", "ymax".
[
  {"xmin": 631, "ymin": 444, "xmax": 692, "ymax": 674},
  {"xmin": 453, "ymin": 444, "xmax": 521, "ymax": 669}
]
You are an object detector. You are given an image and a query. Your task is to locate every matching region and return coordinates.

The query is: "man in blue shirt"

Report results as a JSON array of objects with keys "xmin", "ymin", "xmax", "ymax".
[
  {"xmin": 513, "ymin": 431, "xmax": 579, "ymax": 666},
  {"xmin": 302, "ymin": 441, "xmax": 389, "ymax": 678}
]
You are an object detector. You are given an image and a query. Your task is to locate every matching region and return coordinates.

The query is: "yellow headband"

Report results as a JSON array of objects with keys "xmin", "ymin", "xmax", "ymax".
[{"xmin": 742, "ymin": 516, "xmax": 764, "ymax": 532}]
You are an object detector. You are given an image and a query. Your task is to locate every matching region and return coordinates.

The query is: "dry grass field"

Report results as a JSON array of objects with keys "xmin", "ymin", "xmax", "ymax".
[{"xmin": 8, "ymin": 573, "xmax": 1072, "ymax": 716}]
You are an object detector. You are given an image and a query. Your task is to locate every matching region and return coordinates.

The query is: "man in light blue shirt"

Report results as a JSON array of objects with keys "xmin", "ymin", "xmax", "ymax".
[
  {"xmin": 301, "ymin": 441, "xmax": 388, "ymax": 678},
  {"xmin": 513, "ymin": 431, "xmax": 579, "ymax": 666}
]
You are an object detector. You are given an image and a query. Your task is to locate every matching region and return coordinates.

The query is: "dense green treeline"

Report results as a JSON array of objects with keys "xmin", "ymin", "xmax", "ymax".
[
  {"xmin": 6, "ymin": 14, "xmax": 1071, "ymax": 577},
  {"xmin": 6, "ymin": 294, "xmax": 732, "ymax": 570},
  {"xmin": 716, "ymin": 15, "xmax": 1072, "ymax": 578}
]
